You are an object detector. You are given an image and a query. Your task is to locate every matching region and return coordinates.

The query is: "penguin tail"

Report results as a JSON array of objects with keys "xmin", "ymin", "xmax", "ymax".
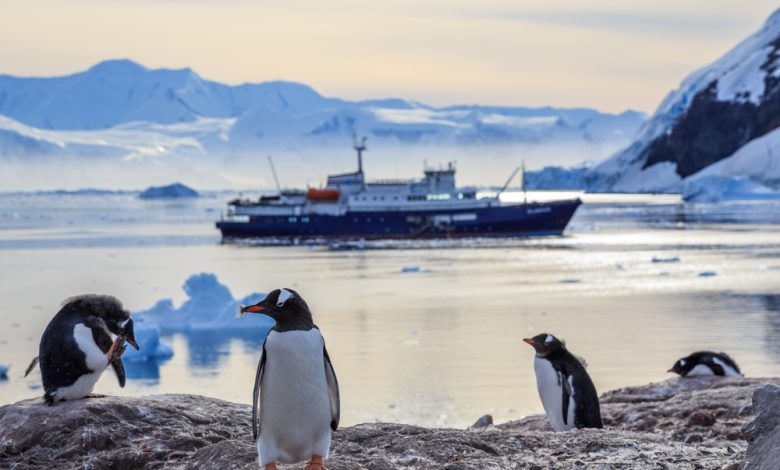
[{"xmin": 24, "ymin": 356, "xmax": 39, "ymax": 377}]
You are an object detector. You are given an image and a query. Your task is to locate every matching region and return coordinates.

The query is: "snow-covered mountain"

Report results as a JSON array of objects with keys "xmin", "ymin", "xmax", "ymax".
[
  {"xmin": 587, "ymin": 8, "xmax": 780, "ymax": 194},
  {"xmin": 0, "ymin": 59, "xmax": 643, "ymax": 156}
]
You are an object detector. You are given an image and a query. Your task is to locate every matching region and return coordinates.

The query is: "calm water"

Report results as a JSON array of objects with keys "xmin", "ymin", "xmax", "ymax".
[{"xmin": 1, "ymin": 191, "xmax": 780, "ymax": 427}]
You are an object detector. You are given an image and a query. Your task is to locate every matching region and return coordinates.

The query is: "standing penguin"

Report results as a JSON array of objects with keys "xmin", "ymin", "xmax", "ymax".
[
  {"xmin": 523, "ymin": 333, "xmax": 602, "ymax": 431},
  {"xmin": 24, "ymin": 294, "xmax": 139, "ymax": 405},
  {"xmin": 668, "ymin": 351, "xmax": 742, "ymax": 377},
  {"xmin": 240, "ymin": 288, "xmax": 339, "ymax": 470}
]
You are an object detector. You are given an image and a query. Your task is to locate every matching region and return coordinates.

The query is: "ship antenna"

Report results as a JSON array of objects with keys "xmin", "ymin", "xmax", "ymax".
[
  {"xmin": 495, "ymin": 166, "xmax": 521, "ymax": 201},
  {"xmin": 267, "ymin": 155, "xmax": 282, "ymax": 192},
  {"xmin": 522, "ymin": 159, "xmax": 527, "ymax": 204}
]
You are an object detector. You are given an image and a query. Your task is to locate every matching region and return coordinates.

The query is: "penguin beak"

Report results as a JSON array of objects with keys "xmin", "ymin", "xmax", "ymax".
[
  {"xmin": 522, "ymin": 338, "xmax": 535, "ymax": 345},
  {"xmin": 666, "ymin": 368, "xmax": 675, "ymax": 373},
  {"xmin": 240, "ymin": 304, "xmax": 265, "ymax": 315},
  {"xmin": 127, "ymin": 338, "xmax": 140, "ymax": 350}
]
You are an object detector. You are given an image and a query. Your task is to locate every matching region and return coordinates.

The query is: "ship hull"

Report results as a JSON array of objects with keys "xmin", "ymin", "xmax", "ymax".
[{"xmin": 217, "ymin": 199, "xmax": 581, "ymax": 240}]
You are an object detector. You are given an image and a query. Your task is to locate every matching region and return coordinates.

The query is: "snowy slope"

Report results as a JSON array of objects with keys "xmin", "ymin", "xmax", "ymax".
[
  {"xmin": 0, "ymin": 59, "xmax": 644, "ymax": 157},
  {"xmin": 681, "ymin": 127, "xmax": 780, "ymax": 201},
  {"xmin": 587, "ymin": 8, "xmax": 780, "ymax": 193}
]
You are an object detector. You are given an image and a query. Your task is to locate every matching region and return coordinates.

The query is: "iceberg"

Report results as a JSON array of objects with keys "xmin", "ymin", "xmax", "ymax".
[
  {"xmin": 135, "ymin": 273, "xmax": 273, "ymax": 334},
  {"xmin": 122, "ymin": 317, "xmax": 174, "ymax": 362},
  {"xmin": 138, "ymin": 183, "xmax": 198, "ymax": 199},
  {"xmin": 682, "ymin": 175, "xmax": 780, "ymax": 203}
]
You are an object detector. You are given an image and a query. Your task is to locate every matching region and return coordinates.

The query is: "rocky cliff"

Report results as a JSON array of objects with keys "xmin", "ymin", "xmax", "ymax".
[{"xmin": 1, "ymin": 377, "xmax": 778, "ymax": 469}]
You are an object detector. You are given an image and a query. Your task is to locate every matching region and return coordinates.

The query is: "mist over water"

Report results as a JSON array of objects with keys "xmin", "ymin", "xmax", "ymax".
[{"xmin": 0, "ymin": 140, "xmax": 618, "ymax": 192}]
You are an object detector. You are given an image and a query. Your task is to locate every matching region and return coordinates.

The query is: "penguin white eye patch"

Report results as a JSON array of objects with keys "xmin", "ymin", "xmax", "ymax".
[
  {"xmin": 544, "ymin": 334, "xmax": 554, "ymax": 344},
  {"xmin": 277, "ymin": 288, "xmax": 293, "ymax": 307}
]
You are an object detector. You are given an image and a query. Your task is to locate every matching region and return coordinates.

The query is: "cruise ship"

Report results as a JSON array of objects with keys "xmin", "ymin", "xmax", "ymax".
[{"xmin": 216, "ymin": 139, "xmax": 581, "ymax": 240}]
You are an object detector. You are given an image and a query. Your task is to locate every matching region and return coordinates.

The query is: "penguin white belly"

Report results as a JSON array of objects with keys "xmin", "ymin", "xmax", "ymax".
[
  {"xmin": 54, "ymin": 324, "xmax": 109, "ymax": 401},
  {"xmin": 686, "ymin": 364, "xmax": 716, "ymax": 377},
  {"xmin": 712, "ymin": 357, "xmax": 742, "ymax": 377},
  {"xmin": 534, "ymin": 356, "xmax": 575, "ymax": 431},
  {"xmin": 258, "ymin": 329, "xmax": 332, "ymax": 465}
]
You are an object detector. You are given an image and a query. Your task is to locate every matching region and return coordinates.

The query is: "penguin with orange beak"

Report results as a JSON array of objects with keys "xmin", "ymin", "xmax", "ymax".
[
  {"xmin": 240, "ymin": 288, "xmax": 339, "ymax": 470},
  {"xmin": 523, "ymin": 333, "xmax": 602, "ymax": 431},
  {"xmin": 24, "ymin": 294, "xmax": 139, "ymax": 405}
]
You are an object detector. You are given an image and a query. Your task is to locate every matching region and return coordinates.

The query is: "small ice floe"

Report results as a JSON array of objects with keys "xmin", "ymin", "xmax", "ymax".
[
  {"xmin": 559, "ymin": 278, "xmax": 581, "ymax": 284},
  {"xmin": 699, "ymin": 271, "xmax": 717, "ymax": 277},
  {"xmin": 401, "ymin": 266, "xmax": 432, "ymax": 273},
  {"xmin": 652, "ymin": 256, "xmax": 681, "ymax": 263},
  {"xmin": 0, "ymin": 364, "xmax": 9, "ymax": 379}
]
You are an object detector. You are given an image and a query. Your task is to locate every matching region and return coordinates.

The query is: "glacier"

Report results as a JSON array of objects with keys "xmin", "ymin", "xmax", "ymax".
[{"xmin": 0, "ymin": 59, "xmax": 646, "ymax": 191}]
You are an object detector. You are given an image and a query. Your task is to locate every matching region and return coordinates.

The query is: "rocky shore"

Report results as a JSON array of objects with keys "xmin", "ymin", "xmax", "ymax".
[{"xmin": 1, "ymin": 377, "xmax": 779, "ymax": 469}]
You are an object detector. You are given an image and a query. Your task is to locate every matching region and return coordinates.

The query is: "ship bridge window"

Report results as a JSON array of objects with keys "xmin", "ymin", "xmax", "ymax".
[
  {"xmin": 407, "ymin": 195, "xmax": 426, "ymax": 201},
  {"xmin": 288, "ymin": 217, "xmax": 297, "ymax": 223},
  {"xmin": 458, "ymin": 192, "xmax": 476, "ymax": 199},
  {"xmin": 426, "ymin": 194, "xmax": 451, "ymax": 201}
]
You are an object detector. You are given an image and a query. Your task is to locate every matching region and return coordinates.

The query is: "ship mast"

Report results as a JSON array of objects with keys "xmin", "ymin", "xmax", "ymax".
[{"xmin": 353, "ymin": 134, "xmax": 367, "ymax": 188}]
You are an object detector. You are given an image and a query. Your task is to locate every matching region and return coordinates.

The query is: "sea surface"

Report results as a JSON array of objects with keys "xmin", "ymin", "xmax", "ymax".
[{"xmin": 1, "ymin": 191, "xmax": 780, "ymax": 428}]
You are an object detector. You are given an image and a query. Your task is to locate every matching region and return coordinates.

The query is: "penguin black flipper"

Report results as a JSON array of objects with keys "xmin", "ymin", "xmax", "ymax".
[
  {"xmin": 24, "ymin": 356, "xmax": 39, "ymax": 377},
  {"xmin": 323, "ymin": 345, "xmax": 340, "ymax": 431},
  {"xmin": 558, "ymin": 370, "xmax": 571, "ymax": 426},
  {"xmin": 252, "ymin": 341, "xmax": 268, "ymax": 441}
]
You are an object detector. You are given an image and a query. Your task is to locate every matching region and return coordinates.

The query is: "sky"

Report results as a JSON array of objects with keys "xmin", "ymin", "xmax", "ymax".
[{"xmin": 0, "ymin": 0, "xmax": 778, "ymax": 113}]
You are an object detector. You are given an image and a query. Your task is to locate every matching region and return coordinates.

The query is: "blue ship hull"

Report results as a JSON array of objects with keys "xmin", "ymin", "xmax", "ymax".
[{"xmin": 217, "ymin": 199, "xmax": 581, "ymax": 240}]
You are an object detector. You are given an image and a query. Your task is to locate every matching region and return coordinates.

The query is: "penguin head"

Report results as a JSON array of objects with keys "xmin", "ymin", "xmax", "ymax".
[
  {"xmin": 667, "ymin": 357, "xmax": 692, "ymax": 376},
  {"xmin": 523, "ymin": 333, "xmax": 565, "ymax": 357},
  {"xmin": 63, "ymin": 294, "xmax": 139, "ymax": 350},
  {"xmin": 239, "ymin": 288, "xmax": 313, "ymax": 330}
]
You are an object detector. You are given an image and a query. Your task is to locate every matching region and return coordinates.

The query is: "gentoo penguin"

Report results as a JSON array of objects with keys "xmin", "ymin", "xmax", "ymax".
[
  {"xmin": 668, "ymin": 351, "xmax": 742, "ymax": 378},
  {"xmin": 240, "ymin": 288, "xmax": 339, "ymax": 470},
  {"xmin": 523, "ymin": 333, "xmax": 603, "ymax": 431},
  {"xmin": 24, "ymin": 294, "xmax": 139, "ymax": 405}
]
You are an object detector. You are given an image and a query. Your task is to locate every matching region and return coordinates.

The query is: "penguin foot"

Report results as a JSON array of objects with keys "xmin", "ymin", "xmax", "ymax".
[
  {"xmin": 263, "ymin": 463, "xmax": 279, "ymax": 470},
  {"xmin": 304, "ymin": 455, "xmax": 327, "ymax": 470},
  {"xmin": 85, "ymin": 393, "xmax": 106, "ymax": 399}
]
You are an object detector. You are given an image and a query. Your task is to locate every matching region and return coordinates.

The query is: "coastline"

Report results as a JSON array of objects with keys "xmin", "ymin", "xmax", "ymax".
[{"xmin": 1, "ymin": 377, "xmax": 778, "ymax": 469}]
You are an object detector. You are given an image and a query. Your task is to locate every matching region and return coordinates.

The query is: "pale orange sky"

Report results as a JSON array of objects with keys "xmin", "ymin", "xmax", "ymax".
[{"xmin": 0, "ymin": 0, "xmax": 777, "ymax": 113}]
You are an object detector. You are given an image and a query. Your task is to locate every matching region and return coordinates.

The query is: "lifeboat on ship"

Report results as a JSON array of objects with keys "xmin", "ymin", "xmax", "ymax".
[{"xmin": 306, "ymin": 188, "xmax": 340, "ymax": 202}]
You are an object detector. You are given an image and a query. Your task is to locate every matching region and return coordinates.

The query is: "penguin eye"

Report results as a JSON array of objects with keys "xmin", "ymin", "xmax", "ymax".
[{"xmin": 276, "ymin": 301, "xmax": 285, "ymax": 308}]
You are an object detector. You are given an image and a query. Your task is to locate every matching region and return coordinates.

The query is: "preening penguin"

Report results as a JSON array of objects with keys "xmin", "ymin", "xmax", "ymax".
[
  {"xmin": 24, "ymin": 294, "xmax": 139, "ymax": 405},
  {"xmin": 240, "ymin": 288, "xmax": 339, "ymax": 470},
  {"xmin": 523, "ymin": 333, "xmax": 603, "ymax": 431},
  {"xmin": 668, "ymin": 351, "xmax": 742, "ymax": 378}
]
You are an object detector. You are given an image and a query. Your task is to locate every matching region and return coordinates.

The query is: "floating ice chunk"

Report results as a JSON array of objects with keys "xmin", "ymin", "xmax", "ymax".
[
  {"xmin": 559, "ymin": 278, "xmax": 581, "ymax": 284},
  {"xmin": 401, "ymin": 266, "xmax": 421, "ymax": 273},
  {"xmin": 0, "ymin": 364, "xmax": 8, "ymax": 379},
  {"xmin": 699, "ymin": 271, "xmax": 718, "ymax": 277},
  {"xmin": 122, "ymin": 317, "xmax": 173, "ymax": 362},
  {"xmin": 652, "ymin": 256, "xmax": 681, "ymax": 263}
]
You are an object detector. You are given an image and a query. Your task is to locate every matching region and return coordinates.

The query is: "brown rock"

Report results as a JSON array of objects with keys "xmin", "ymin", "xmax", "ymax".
[{"xmin": 687, "ymin": 410, "xmax": 717, "ymax": 427}]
